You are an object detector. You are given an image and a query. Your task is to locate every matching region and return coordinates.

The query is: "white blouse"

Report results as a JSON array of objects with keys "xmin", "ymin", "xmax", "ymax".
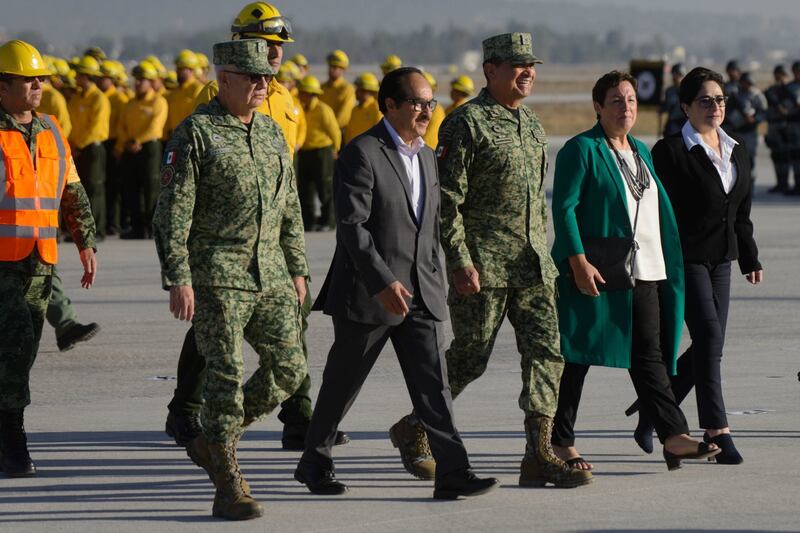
[
  {"xmin": 611, "ymin": 149, "xmax": 667, "ymax": 282},
  {"xmin": 681, "ymin": 121, "xmax": 739, "ymax": 194}
]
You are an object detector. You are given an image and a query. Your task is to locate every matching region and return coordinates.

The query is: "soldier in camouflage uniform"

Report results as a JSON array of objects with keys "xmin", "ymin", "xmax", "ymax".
[
  {"xmin": 659, "ymin": 63, "xmax": 685, "ymax": 137},
  {"xmin": 152, "ymin": 40, "xmax": 307, "ymax": 521},
  {"xmin": 0, "ymin": 39, "xmax": 97, "ymax": 478},
  {"xmin": 389, "ymin": 33, "xmax": 591, "ymax": 488},
  {"xmin": 764, "ymin": 65, "xmax": 795, "ymax": 193}
]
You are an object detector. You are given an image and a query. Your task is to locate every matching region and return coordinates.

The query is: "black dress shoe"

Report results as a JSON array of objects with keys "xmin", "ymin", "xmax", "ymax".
[
  {"xmin": 281, "ymin": 422, "xmax": 350, "ymax": 451},
  {"xmin": 433, "ymin": 469, "xmax": 500, "ymax": 500},
  {"xmin": 56, "ymin": 322, "xmax": 100, "ymax": 352},
  {"xmin": 294, "ymin": 462, "xmax": 348, "ymax": 495}
]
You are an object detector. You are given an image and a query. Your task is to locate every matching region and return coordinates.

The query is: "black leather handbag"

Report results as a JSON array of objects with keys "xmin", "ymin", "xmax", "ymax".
[{"xmin": 580, "ymin": 200, "xmax": 640, "ymax": 292}]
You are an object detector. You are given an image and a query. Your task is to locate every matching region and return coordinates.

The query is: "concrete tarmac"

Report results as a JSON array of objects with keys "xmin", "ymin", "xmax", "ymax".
[{"xmin": 0, "ymin": 144, "xmax": 798, "ymax": 532}]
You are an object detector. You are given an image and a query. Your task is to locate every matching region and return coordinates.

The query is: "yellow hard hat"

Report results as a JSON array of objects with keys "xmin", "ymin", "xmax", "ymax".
[
  {"xmin": 114, "ymin": 62, "xmax": 129, "ymax": 85},
  {"xmin": 291, "ymin": 53, "xmax": 308, "ymax": 67},
  {"xmin": 100, "ymin": 59, "xmax": 120, "ymax": 78},
  {"xmin": 132, "ymin": 61, "xmax": 159, "ymax": 81},
  {"xmin": 297, "ymin": 75, "xmax": 323, "ymax": 95},
  {"xmin": 327, "ymin": 50, "xmax": 349, "ymax": 69},
  {"xmin": 195, "ymin": 52, "xmax": 209, "ymax": 69},
  {"xmin": 143, "ymin": 55, "xmax": 167, "ymax": 77},
  {"xmin": 52, "ymin": 57, "xmax": 71, "ymax": 77},
  {"xmin": 175, "ymin": 49, "xmax": 199, "ymax": 69},
  {"xmin": 231, "ymin": 2, "xmax": 294, "ymax": 43},
  {"xmin": 380, "ymin": 54, "xmax": 402, "ymax": 75},
  {"xmin": 354, "ymin": 72, "xmax": 380, "ymax": 92},
  {"xmin": 422, "ymin": 71, "xmax": 437, "ymax": 91},
  {"xmin": 84, "ymin": 46, "xmax": 106, "ymax": 61},
  {"xmin": 0, "ymin": 40, "xmax": 52, "ymax": 77},
  {"xmin": 451, "ymin": 74, "xmax": 474, "ymax": 96},
  {"xmin": 69, "ymin": 56, "xmax": 81, "ymax": 69},
  {"xmin": 74, "ymin": 55, "xmax": 102, "ymax": 76},
  {"xmin": 63, "ymin": 70, "xmax": 77, "ymax": 88},
  {"xmin": 164, "ymin": 70, "xmax": 179, "ymax": 89},
  {"xmin": 277, "ymin": 61, "xmax": 300, "ymax": 83}
]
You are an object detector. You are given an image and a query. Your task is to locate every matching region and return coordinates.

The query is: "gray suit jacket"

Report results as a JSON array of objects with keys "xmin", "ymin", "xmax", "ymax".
[{"xmin": 312, "ymin": 120, "xmax": 447, "ymax": 325}]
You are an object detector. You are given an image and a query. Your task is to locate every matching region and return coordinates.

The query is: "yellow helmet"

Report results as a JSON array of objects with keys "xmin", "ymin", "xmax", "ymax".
[
  {"xmin": 62, "ymin": 70, "xmax": 77, "ymax": 89},
  {"xmin": 84, "ymin": 46, "xmax": 106, "ymax": 61},
  {"xmin": 69, "ymin": 56, "xmax": 81, "ymax": 69},
  {"xmin": 74, "ymin": 55, "xmax": 102, "ymax": 76},
  {"xmin": 231, "ymin": 2, "xmax": 294, "ymax": 43},
  {"xmin": 175, "ymin": 49, "xmax": 199, "ymax": 69},
  {"xmin": 277, "ymin": 61, "xmax": 300, "ymax": 83},
  {"xmin": 327, "ymin": 50, "xmax": 349, "ymax": 69},
  {"xmin": 195, "ymin": 52, "xmax": 209, "ymax": 69},
  {"xmin": 291, "ymin": 53, "xmax": 308, "ymax": 67},
  {"xmin": 380, "ymin": 54, "xmax": 402, "ymax": 75},
  {"xmin": 143, "ymin": 55, "xmax": 167, "ymax": 77},
  {"xmin": 52, "ymin": 58, "xmax": 71, "ymax": 77},
  {"xmin": 164, "ymin": 70, "xmax": 179, "ymax": 89},
  {"xmin": 0, "ymin": 40, "xmax": 52, "ymax": 77},
  {"xmin": 354, "ymin": 72, "xmax": 380, "ymax": 92},
  {"xmin": 297, "ymin": 75, "xmax": 323, "ymax": 95},
  {"xmin": 422, "ymin": 71, "xmax": 437, "ymax": 91},
  {"xmin": 99, "ymin": 59, "xmax": 120, "ymax": 78},
  {"xmin": 132, "ymin": 61, "xmax": 159, "ymax": 81},
  {"xmin": 451, "ymin": 74, "xmax": 474, "ymax": 96}
]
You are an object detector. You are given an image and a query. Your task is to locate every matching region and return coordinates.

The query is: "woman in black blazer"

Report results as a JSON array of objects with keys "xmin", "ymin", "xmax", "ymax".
[{"xmin": 627, "ymin": 67, "xmax": 763, "ymax": 464}]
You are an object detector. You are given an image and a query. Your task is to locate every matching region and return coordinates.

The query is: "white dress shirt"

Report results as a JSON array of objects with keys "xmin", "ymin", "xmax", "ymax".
[
  {"xmin": 383, "ymin": 118, "xmax": 425, "ymax": 222},
  {"xmin": 682, "ymin": 121, "xmax": 739, "ymax": 194}
]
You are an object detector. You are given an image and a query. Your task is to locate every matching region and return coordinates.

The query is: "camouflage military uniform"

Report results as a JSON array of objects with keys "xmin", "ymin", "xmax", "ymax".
[
  {"xmin": 153, "ymin": 97, "xmax": 308, "ymax": 443},
  {"xmin": 765, "ymin": 79, "xmax": 796, "ymax": 191},
  {"xmin": 437, "ymin": 88, "xmax": 564, "ymax": 417},
  {"xmin": 0, "ymin": 110, "xmax": 96, "ymax": 410}
]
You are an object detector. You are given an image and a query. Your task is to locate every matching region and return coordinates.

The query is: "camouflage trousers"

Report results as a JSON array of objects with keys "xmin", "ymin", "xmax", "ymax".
[
  {"xmin": 193, "ymin": 286, "xmax": 307, "ymax": 443},
  {"xmin": 0, "ymin": 271, "xmax": 52, "ymax": 410},
  {"xmin": 445, "ymin": 282, "xmax": 564, "ymax": 418}
]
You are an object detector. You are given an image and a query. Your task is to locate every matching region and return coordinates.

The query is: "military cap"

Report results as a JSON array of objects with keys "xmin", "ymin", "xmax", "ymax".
[
  {"xmin": 740, "ymin": 72, "xmax": 754, "ymax": 85},
  {"xmin": 482, "ymin": 32, "xmax": 542, "ymax": 65},
  {"xmin": 671, "ymin": 63, "xmax": 685, "ymax": 76},
  {"xmin": 725, "ymin": 59, "xmax": 740, "ymax": 72},
  {"xmin": 774, "ymin": 64, "xmax": 787, "ymax": 76},
  {"xmin": 212, "ymin": 39, "xmax": 274, "ymax": 76}
]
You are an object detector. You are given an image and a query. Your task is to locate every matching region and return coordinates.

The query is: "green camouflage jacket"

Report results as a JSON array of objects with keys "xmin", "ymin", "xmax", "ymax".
[
  {"xmin": 153, "ymin": 98, "xmax": 307, "ymax": 296},
  {"xmin": 435, "ymin": 88, "xmax": 557, "ymax": 287},
  {"xmin": 0, "ymin": 108, "xmax": 96, "ymax": 276}
]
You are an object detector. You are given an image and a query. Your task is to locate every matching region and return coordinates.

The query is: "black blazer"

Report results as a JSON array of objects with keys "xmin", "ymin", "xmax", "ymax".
[
  {"xmin": 651, "ymin": 133, "xmax": 761, "ymax": 273},
  {"xmin": 312, "ymin": 121, "xmax": 447, "ymax": 325}
]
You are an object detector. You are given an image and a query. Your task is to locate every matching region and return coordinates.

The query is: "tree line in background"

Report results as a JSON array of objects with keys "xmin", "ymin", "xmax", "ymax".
[{"xmin": 14, "ymin": 19, "xmax": 794, "ymax": 66}]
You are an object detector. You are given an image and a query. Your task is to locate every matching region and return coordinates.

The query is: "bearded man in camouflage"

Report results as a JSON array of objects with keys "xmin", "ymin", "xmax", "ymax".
[
  {"xmin": 389, "ymin": 33, "xmax": 591, "ymax": 488},
  {"xmin": 153, "ymin": 40, "xmax": 307, "ymax": 521}
]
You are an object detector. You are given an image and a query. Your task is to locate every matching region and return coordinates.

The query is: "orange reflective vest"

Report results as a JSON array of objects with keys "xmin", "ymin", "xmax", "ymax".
[{"xmin": 0, "ymin": 114, "xmax": 69, "ymax": 265}]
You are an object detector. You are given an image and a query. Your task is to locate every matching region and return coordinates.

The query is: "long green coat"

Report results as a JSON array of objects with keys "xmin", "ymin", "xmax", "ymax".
[{"xmin": 550, "ymin": 123, "xmax": 684, "ymax": 372}]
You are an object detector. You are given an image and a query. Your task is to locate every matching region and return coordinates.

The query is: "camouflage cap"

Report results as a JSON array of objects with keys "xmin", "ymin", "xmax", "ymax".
[
  {"xmin": 212, "ymin": 39, "xmax": 274, "ymax": 76},
  {"xmin": 482, "ymin": 32, "xmax": 542, "ymax": 65}
]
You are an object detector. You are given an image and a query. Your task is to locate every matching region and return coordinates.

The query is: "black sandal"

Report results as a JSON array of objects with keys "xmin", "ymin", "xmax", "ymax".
[{"xmin": 663, "ymin": 442, "xmax": 721, "ymax": 471}]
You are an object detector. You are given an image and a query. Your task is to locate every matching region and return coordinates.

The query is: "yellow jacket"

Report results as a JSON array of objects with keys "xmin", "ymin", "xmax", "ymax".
[
  {"xmin": 445, "ymin": 97, "xmax": 468, "ymax": 116},
  {"xmin": 67, "ymin": 83, "xmax": 110, "ymax": 149},
  {"xmin": 291, "ymin": 92, "xmax": 307, "ymax": 150},
  {"xmin": 320, "ymin": 77, "xmax": 356, "ymax": 129},
  {"xmin": 38, "ymin": 84, "xmax": 72, "ymax": 138},
  {"xmin": 164, "ymin": 78, "xmax": 204, "ymax": 139},
  {"xmin": 423, "ymin": 104, "xmax": 446, "ymax": 149},
  {"xmin": 104, "ymin": 86, "xmax": 130, "ymax": 141},
  {"xmin": 195, "ymin": 78, "xmax": 302, "ymax": 156},
  {"xmin": 115, "ymin": 89, "xmax": 168, "ymax": 153},
  {"xmin": 343, "ymin": 96, "xmax": 382, "ymax": 146},
  {"xmin": 301, "ymin": 96, "xmax": 341, "ymax": 152}
]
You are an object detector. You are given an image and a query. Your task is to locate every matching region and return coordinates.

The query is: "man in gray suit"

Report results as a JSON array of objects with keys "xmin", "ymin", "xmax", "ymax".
[{"xmin": 294, "ymin": 67, "xmax": 499, "ymax": 500}]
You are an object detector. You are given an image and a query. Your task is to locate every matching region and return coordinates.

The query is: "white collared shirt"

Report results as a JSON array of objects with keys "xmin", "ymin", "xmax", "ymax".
[
  {"xmin": 383, "ymin": 118, "xmax": 425, "ymax": 222},
  {"xmin": 682, "ymin": 121, "xmax": 739, "ymax": 194}
]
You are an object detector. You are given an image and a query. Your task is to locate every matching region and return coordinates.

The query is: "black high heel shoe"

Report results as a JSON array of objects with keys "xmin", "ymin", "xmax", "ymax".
[
  {"xmin": 634, "ymin": 417, "xmax": 654, "ymax": 454},
  {"xmin": 663, "ymin": 442, "xmax": 721, "ymax": 471},
  {"xmin": 704, "ymin": 432, "xmax": 743, "ymax": 465}
]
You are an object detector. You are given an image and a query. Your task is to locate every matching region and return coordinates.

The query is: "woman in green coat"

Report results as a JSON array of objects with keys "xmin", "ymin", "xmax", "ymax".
[{"xmin": 549, "ymin": 71, "xmax": 720, "ymax": 471}]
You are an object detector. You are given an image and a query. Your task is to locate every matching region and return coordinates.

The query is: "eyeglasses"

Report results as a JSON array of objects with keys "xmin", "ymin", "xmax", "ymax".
[
  {"xmin": 694, "ymin": 95, "xmax": 728, "ymax": 108},
  {"xmin": 232, "ymin": 16, "xmax": 292, "ymax": 40},
  {"xmin": 222, "ymin": 70, "xmax": 271, "ymax": 84},
  {"xmin": 403, "ymin": 98, "xmax": 438, "ymax": 112}
]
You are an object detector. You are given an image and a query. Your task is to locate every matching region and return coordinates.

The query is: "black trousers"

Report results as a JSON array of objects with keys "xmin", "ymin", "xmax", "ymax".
[
  {"xmin": 300, "ymin": 304, "xmax": 470, "ymax": 480},
  {"xmin": 75, "ymin": 142, "xmax": 106, "ymax": 237},
  {"xmin": 667, "ymin": 261, "xmax": 732, "ymax": 429},
  {"xmin": 122, "ymin": 141, "xmax": 161, "ymax": 236},
  {"xmin": 296, "ymin": 147, "xmax": 334, "ymax": 229},
  {"xmin": 552, "ymin": 281, "xmax": 689, "ymax": 447}
]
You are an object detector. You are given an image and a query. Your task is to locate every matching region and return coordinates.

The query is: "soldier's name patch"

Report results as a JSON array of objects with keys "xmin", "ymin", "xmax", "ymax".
[
  {"xmin": 164, "ymin": 150, "xmax": 177, "ymax": 165},
  {"xmin": 207, "ymin": 146, "xmax": 234, "ymax": 157},
  {"xmin": 160, "ymin": 167, "xmax": 175, "ymax": 187}
]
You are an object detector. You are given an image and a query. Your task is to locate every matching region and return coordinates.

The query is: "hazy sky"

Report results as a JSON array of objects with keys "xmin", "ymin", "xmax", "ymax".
[{"xmin": 2, "ymin": 0, "xmax": 797, "ymax": 48}]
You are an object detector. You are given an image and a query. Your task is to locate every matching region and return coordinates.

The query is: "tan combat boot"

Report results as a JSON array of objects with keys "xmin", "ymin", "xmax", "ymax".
[
  {"xmin": 186, "ymin": 433, "xmax": 251, "ymax": 495},
  {"xmin": 519, "ymin": 415, "xmax": 593, "ymax": 488},
  {"xmin": 389, "ymin": 415, "xmax": 436, "ymax": 480},
  {"xmin": 208, "ymin": 441, "xmax": 263, "ymax": 520}
]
